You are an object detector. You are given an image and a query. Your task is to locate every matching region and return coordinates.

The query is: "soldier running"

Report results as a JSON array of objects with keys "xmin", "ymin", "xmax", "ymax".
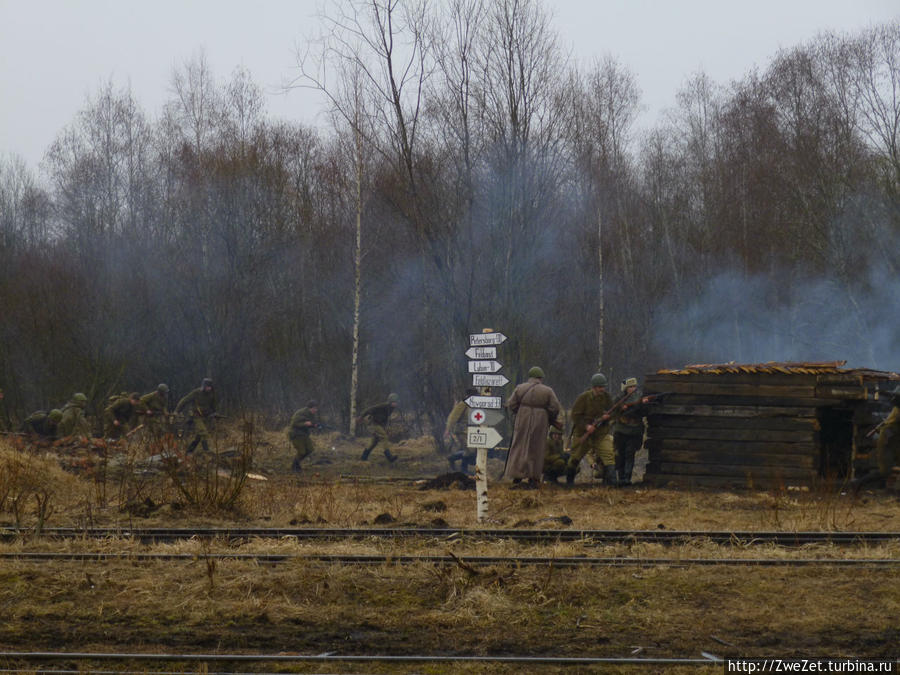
[
  {"xmin": 287, "ymin": 400, "xmax": 320, "ymax": 472},
  {"xmin": 358, "ymin": 393, "xmax": 399, "ymax": 463},
  {"xmin": 175, "ymin": 378, "xmax": 217, "ymax": 454}
]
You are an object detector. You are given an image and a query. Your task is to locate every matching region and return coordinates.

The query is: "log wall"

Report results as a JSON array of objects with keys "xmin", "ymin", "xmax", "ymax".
[{"xmin": 641, "ymin": 372, "xmax": 867, "ymax": 488}]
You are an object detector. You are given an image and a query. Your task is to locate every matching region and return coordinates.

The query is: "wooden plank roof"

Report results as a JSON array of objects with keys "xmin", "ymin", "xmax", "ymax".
[{"xmin": 656, "ymin": 361, "xmax": 900, "ymax": 380}]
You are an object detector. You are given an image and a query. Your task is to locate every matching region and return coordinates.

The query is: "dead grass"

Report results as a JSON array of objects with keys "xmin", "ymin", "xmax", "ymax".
[{"xmin": 2, "ymin": 431, "xmax": 900, "ymax": 668}]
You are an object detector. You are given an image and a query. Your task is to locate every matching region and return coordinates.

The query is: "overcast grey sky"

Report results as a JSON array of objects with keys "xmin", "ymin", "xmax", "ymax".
[{"xmin": 1, "ymin": 0, "xmax": 897, "ymax": 171}]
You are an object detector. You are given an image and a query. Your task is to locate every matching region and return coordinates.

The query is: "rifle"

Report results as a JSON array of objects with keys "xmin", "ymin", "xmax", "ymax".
[
  {"xmin": 618, "ymin": 392, "xmax": 672, "ymax": 416},
  {"xmin": 572, "ymin": 391, "xmax": 631, "ymax": 448},
  {"xmin": 867, "ymin": 419, "xmax": 888, "ymax": 439}
]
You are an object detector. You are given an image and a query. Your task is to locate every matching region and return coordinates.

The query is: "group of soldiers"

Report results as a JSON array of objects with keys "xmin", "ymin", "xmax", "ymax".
[
  {"xmin": 445, "ymin": 369, "xmax": 651, "ymax": 488},
  {"xmin": 7, "ymin": 379, "xmax": 218, "ymax": 453}
]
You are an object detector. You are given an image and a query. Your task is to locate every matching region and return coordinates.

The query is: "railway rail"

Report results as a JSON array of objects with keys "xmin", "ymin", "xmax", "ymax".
[
  {"xmin": 2, "ymin": 526, "xmax": 899, "ymax": 546},
  {"xmin": 2, "ymin": 551, "xmax": 898, "ymax": 567}
]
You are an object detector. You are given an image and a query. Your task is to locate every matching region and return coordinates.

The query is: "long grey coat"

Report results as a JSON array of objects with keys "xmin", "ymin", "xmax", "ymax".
[{"xmin": 503, "ymin": 377, "xmax": 562, "ymax": 481}]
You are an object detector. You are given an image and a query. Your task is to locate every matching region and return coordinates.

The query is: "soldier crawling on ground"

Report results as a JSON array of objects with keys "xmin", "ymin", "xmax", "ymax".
[
  {"xmin": 22, "ymin": 408, "xmax": 63, "ymax": 440},
  {"xmin": 57, "ymin": 393, "xmax": 91, "ymax": 440}
]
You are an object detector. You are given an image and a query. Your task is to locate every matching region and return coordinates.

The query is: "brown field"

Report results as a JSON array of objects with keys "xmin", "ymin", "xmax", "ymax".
[{"xmin": 1, "ymin": 425, "xmax": 899, "ymax": 674}]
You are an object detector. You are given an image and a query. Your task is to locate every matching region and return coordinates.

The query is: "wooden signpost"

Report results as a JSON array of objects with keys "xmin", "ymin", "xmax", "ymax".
[{"xmin": 467, "ymin": 329, "xmax": 507, "ymax": 522}]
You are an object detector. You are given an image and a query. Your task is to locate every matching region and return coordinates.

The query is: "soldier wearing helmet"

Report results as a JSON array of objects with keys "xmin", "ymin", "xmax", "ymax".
[
  {"xmin": 23, "ymin": 408, "xmax": 63, "ymax": 439},
  {"xmin": 57, "ymin": 393, "xmax": 91, "ymax": 439},
  {"xmin": 139, "ymin": 384, "xmax": 170, "ymax": 436},
  {"xmin": 542, "ymin": 426, "xmax": 570, "ymax": 484},
  {"xmin": 613, "ymin": 377, "xmax": 645, "ymax": 486},
  {"xmin": 175, "ymin": 378, "xmax": 217, "ymax": 453},
  {"xmin": 358, "ymin": 393, "xmax": 399, "ymax": 463},
  {"xmin": 288, "ymin": 399, "xmax": 320, "ymax": 472},
  {"xmin": 566, "ymin": 372, "xmax": 616, "ymax": 486},
  {"xmin": 104, "ymin": 392, "xmax": 143, "ymax": 439}
]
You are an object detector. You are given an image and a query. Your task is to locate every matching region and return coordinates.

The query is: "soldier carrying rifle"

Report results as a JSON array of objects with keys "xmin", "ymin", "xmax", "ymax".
[{"xmin": 175, "ymin": 378, "xmax": 217, "ymax": 454}]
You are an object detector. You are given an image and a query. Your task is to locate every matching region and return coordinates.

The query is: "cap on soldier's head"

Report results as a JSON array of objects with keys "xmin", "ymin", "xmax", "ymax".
[
  {"xmin": 202, "ymin": 378, "xmax": 213, "ymax": 388},
  {"xmin": 549, "ymin": 427, "xmax": 562, "ymax": 436},
  {"xmin": 157, "ymin": 383, "xmax": 169, "ymax": 393},
  {"xmin": 528, "ymin": 366, "xmax": 545, "ymax": 379},
  {"xmin": 591, "ymin": 373, "xmax": 607, "ymax": 387},
  {"xmin": 73, "ymin": 392, "xmax": 87, "ymax": 404},
  {"xmin": 130, "ymin": 392, "xmax": 140, "ymax": 400},
  {"xmin": 307, "ymin": 399, "xmax": 318, "ymax": 409},
  {"xmin": 49, "ymin": 409, "xmax": 63, "ymax": 422},
  {"xmin": 621, "ymin": 377, "xmax": 638, "ymax": 391},
  {"xmin": 388, "ymin": 392, "xmax": 399, "ymax": 403}
]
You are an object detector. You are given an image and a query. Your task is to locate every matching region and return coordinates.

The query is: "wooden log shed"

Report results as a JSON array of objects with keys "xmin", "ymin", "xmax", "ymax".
[{"xmin": 641, "ymin": 361, "xmax": 899, "ymax": 488}]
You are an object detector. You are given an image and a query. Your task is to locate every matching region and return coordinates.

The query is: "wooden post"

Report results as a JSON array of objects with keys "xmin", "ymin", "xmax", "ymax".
[{"xmin": 475, "ymin": 447, "xmax": 488, "ymax": 522}]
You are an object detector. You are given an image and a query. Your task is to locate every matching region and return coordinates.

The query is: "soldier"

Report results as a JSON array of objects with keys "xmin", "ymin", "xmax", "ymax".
[
  {"xmin": 104, "ymin": 392, "xmax": 142, "ymax": 439},
  {"xmin": 614, "ymin": 377, "xmax": 646, "ymax": 486},
  {"xmin": 0, "ymin": 388, "xmax": 11, "ymax": 432},
  {"xmin": 23, "ymin": 408, "xmax": 63, "ymax": 439},
  {"xmin": 566, "ymin": 373, "xmax": 616, "ymax": 487},
  {"xmin": 139, "ymin": 384, "xmax": 170, "ymax": 435},
  {"xmin": 57, "ymin": 392, "xmax": 91, "ymax": 439},
  {"xmin": 503, "ymin": 366, "xmax": 562, "ymax": 488},
  {"xmin": 445, "ymin": 387, "xmax": 477, "ymax": 473},
  {"xmin": 287, "ymin": 400, "xmax": 320, "ymax": 472},
  {"xmin": 358, "ymin": 393, "xmax": 399, "ymax": 463},
  {"xmin": 542, "ymin": 427, "xmax": 570, "ymax": 484},
  {"xmin": 875, "ymin": 387, "xmax": 900, "ymax": 484},
  {"xmin": 175, "ymin": 378, "xmax": 217, "ymax": 454}
]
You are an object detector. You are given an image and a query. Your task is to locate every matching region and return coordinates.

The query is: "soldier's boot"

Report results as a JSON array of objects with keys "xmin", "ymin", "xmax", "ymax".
[
  {"xmin": 360, "ymin": 441, "xmax": 376, "ymax": 461},
  {"xmin": 201, "ymin": 440, "xmax": 210, "ymax": 454},
  {"xmin": 448, "ymin": 451, "xmax": 464, "ymax": 470},
  {"xmin": 460, "ymin": 454, "xmax": 474, "ymax": 474},
  {"xmin": 291, "ymin": 457, "xmax": 302, "ymax": 473},
  {"xmin": 384, "ymin": 448, "xmax": 398, "ymax": 463},
  {"xmin": 603, "ymin": 464, "xmax": 619, "ymax": 488},
  {"xmin": 621, "ymin": 460, "xmax": 634, "ymax": 486},
  {"xmin": 565, "ymin": 466, "xmax": 577, "ymax": 486}
]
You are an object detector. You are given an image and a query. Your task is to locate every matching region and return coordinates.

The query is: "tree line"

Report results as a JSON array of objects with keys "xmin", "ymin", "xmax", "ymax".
[{"xmin": 0, "ymin": 0, "xmax": 897, "ymax": 440}]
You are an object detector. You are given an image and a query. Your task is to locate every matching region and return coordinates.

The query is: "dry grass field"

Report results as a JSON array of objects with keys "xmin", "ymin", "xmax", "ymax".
[{"xmin": 1, "ymin": 424, "xmax": 899, "ymax": 673}]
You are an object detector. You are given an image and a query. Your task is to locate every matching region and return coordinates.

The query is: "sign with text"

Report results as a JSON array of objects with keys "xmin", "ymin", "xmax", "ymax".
[
  {"xmin": 465, "ymin": 346, "xmax": 497, "ymax": 360},
  {"xmin": 466, "ymin": 426, "xmax": 503, "ymax": 449},
  {"xmin": 464, "ymin": 395, "xmax": 502, "ymax": 409},
  {"xmin": 467, "ymin": 360, "xmax": 503, "ymax": 373},
  {"xmin": 472, "ymin": 373, "xmax": 509, "ymax": 387},
  {"xmin": 469, "ymin": 332, "xmax": 507, "ymax": 346}
]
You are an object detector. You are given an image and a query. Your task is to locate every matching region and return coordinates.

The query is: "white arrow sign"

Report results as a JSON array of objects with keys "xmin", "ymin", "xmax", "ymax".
[
  {"xmin": 469, "ymin": 332, "xmax": 507, "ymax": 346},
  {"xmin": 465, "ymin": 346, "xmax": 497, "ymax": 359},
  {"xmin": 473, "ymin": 373, "xmax": 509, "ymax": 387},
  {"xmin": 468, "ymin": 360, "xmax": 503, "ymax": 373},
  {"xmin": 466, "ymin": 425, "xmax": 503, "ymax": 448},
  {"xmin": 464, "ymin": 395, "xmax": 502, "ymax": 409},
  {"xmin": 470, "ymin": 408, "xmax": 505, "ymax": 426}
]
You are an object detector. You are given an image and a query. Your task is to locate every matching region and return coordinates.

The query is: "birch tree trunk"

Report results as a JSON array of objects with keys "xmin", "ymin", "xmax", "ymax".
[{"xmin": 349, "ymin": 114, "xmax": 363, "ymax": 437}]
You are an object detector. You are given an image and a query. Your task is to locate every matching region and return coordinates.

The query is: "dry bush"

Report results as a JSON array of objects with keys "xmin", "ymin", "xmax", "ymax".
[{"xmin": 0, "ymin": 445, "xmax": 82, "ymax": 532}]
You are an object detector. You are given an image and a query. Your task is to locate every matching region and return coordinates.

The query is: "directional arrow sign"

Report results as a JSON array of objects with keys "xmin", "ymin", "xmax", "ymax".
[
  {"xmin": 465, "ymin": 346, "xmax": 497, "ymax": 360},
  {"xmin": 469, "ymin": 408, "xmax": 505, "ymax": 426},
  {"xmin": 469, "ymin": 332, "xmax": 507, "ymax": 346},
  {"xmin": 466, "ymin": 426, "xmax": 503, "ymax": 449},
  {"xmin": 464, "ymin": 395, "xmax": 502, "ymax": 409},
  {"xmin": 473, "ymin": 373, "xmax": 509, "ymax": 387},
  {"xmin": 468, "ymin": 360, "xmax": 503, "ymax": 373}
]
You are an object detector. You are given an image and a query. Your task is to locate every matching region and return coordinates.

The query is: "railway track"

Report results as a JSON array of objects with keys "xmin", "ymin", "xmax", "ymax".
[
  {"xmin": 2, "ymin": 551, "xmax": 898, "ymax": 567},
  {"xmin": 2, "ymin": 526, "xmax": 899, "ymax": 546}
]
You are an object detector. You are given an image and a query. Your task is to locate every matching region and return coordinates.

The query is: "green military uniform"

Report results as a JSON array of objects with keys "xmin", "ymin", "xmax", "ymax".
[
  {"xmin": 104, "ymin": 393, "xmax": 142, "ymax": 439},
  {"xmin": 288, "ymin": 401, "xmax": 319, "ymax": 472},
  {"xmin": 139, "ymin": 384, "xmax": 169, "ymax": 436},
  {"xmin": 567, "ymin": 374, "xmax": 616, "ymax": 485},
  {"xmin": 23, "ymin": 409, "xmax": 62, "ymax": 439},
  {"xmin": 445, "ymin": 389, "xmax": 478, "ymax": 472},
  {"xmin": 613, "ymin": 378, "xmax": 645, "ymax": 486},
  {"xmin": 359, "ymin": 393, "xmax": 399, "ymax": 463},
  {"xmin": 57, "ymin": 393, "xmax": 91, "ymax": 438},
  {"xmin": 0, "ymin": 388, "xmax": 11, "ymax": 432},
  {"xmin": 543, "ymin": 429, "xmax": 569, "ymax": 483},
  {"xmin": 175, "ymin": 378, "xmax": 217, "ymax": 453}
]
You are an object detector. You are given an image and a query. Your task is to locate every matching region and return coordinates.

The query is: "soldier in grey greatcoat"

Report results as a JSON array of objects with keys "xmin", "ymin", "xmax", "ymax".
[{"xmin": 503, "ymin": 366, "xmax": 562, "ymax": 488}]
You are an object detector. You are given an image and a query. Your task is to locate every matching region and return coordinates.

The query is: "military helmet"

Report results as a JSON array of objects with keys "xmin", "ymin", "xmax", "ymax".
[
  {"xmin": 49, "ymin": 409, "xmax": 63, "ymax": 423},
  {"xmin": 388, "ymin": 393, "xmax": 399, "ymax": 403},
  {"xmin": 306, "ymin": 399, "xmax": 318, "ymax": 409},
  {"xmin": 591, "ymin": 373, "xmax": 607, "ymax": 387},
  {"xmin": 157, "ymin": 383, "xmax": 169, "ymax": 393},
  {"xmin": 73, "ymin": 392, "xmax": 87, "ymax": 405},
  {"xmin": 528, "ymin": 366, "xmax": 545, "ymax": 379}
]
